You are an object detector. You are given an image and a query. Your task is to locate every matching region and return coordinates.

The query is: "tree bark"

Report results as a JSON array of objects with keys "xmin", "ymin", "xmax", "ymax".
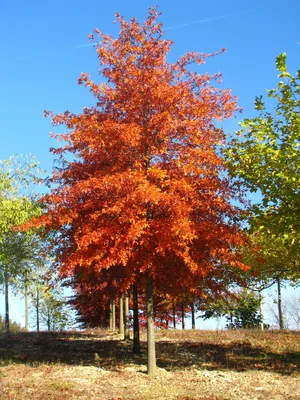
[
  {"xmin": 173, "ymin": 303, "xmax": 176, "ymax": 329},
  {"xmin": 191, "ymin": 302, "xmax": 195, "ymax": 329},
  {"xmin": 124, "ymin": 291, "xmax": 130, "ymax": 340},
  {"xmin": 229, "ymin": 311, "xmax": 233, "ymax": 329},
  {"xmin": 112, "ymin": 298, "xmax": 116, "ymax": 332},
  {"xmin": 119, "ymin": 295, "xmax": 124, "ymax": 336},
  {"xmin": 24, "ymin": 271, "xmax": 29, "ymax": 332},
  {"xmin": 36, "ymin": 286, "xmax": 40, "ymax": 333},
  {"xmin": 109, "ymin": 300, "xmax": 113, "ymax": 331},
  {"xmin": 181, "ymin": 303, "xmax": 185, "ymax": 330},
  {"xmin": 277, "ymin": 276, "xmax": 284, "ymax": 330},
  {"xmin": 146, "ymin": 274, "xmax": 156, "ymax": 375},
  {"xmin": 47, "ymin": 307, "xmax": 51, "ymax": 331},
  {"xmin": 4, "ymin": 268, "xmax": 9, "ymax": 333},
  {"xmin": 132, "ymin": 285, "xmax": 141, "ymax": 354},
  {"xmin": 258, "ymin": 290, "xmax": 264, "ymax": 331}
]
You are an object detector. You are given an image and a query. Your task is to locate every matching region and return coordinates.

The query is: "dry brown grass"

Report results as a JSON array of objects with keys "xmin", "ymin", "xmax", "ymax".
[{"xmin": 0, "ymin": 329, "xmax": 299, "ymax": 399}]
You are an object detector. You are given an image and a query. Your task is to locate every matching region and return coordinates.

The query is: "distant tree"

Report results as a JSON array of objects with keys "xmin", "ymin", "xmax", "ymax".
[
  {"xmin": 241, "ymin": 231, "xmax": 299, "ymax": 329},
  {"xmin": 0, "ymin": 155, "xmax": 43, "ymax": 332},
  {"xmin": 39, "ymin": 288, "xmax": 72, "ymax": 331},
  {"xmin": 0, "ymin": 315, "xmax": 24, "ymax": 334},
  {"xmin": 228, "ymin": 289, "xmax": 263, "ymax": 329},
  {"xmin": 287, "ymin": 295, "xmax": 300, "ymax": 329},
  {"xmin": 202, "ymin": 289, "xmax": 263, "ymax": 329},
  {"xmin": 29, "ymin": 282, "xmax": 72, "ymax": 332}
]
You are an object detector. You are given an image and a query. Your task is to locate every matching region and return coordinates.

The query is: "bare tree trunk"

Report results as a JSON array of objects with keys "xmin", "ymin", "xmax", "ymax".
[
  {"xmin": 258, "ymin": 291, "xmax": 264, "ymax": 331},
  {"xmin": 109, "ymin": 300, "xmax": 113, "ymax": 331},
  {"xmin": 191, "ymin": 302, "xmax": 195, "ymax": 329},
  {"xmin": 132, "ymin": 285, "xmax": 140, "ymax": 354},
  {"xmin": 36, "ymin": 287, "xmax": 40, "ymax": 333},
  {"xmin": 229, "ymin": 311, "xmax": 233, "ymax": 329},
  {"xmin": 146, "ymin": 274, "xmax": 156, "ymax": 375},
  {"xmin": 173, "ymin": 303, "xmax": 176, "ymax": 329},
  {"xmin": 119, "ymin": 295, "xmax": 124, "ymax": 336},
  {"xmin": 4, "ymin": 268, "xmax": 9, "ymax": 333},
  {"xmin": 277, "ymin": 276, "xmax": 284, "ymax": 330},
  {"xmin": 24, "ymin": 271, "xmax": 29, "ymax": 332},
  {"xmin": 112, "ymin": 298, "xmax": 116, "ymax": 332},
  {"xmin": 124, "ymin": 291, "xmax": 130, "ymax": 340},
  {"xmin": 47, "ymin": 307, "xmax": 51, "ymax": 331},
  {"xmin": 181, "ymin": 303, "xmax": 185, "ymax": 330}
]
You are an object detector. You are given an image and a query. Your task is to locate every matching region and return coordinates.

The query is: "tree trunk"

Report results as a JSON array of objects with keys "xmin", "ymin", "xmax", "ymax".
[
  {"xmin": 112, "ymin": 298, "xmax": 116, "ymax": 332},
  {"xmin": 132, "ymin": 285, "xmax": 141, "ymax": 354},
  {"xmin": 124, "ymin": 291, "xmax": 130, "ymax": 340},
  {"xmin": 4, "ymin": 268, "xmax": 9, "ymax": 333},
  {"xmin": 119, "ymin": 295, "xmax": 124, "ymax": 336},
  {"xmin": 258, "ymin": 290, "xmax": 264, "ymax": 331},
  {"xmin": 146, "ymin": 274, "xmax": 156, "ymax": 375},
  {"xmin": 36, "ymin": 287, "xmax": 40, "ymax": 333},
  {"xmin": 229, "ymin": 311, "xmax": 233, "ymax": 329},
  {"xmin": 47, "ymin": 306, "xmax": 51, "ymax": 331},
  {"xmin": 24, "ymin": 271, "xmax": 29, "ymax": 332},
  {"xmin": 277, "ymin": 276, "xmax": 284, "ymax": 329},
  {"xmin": 109, "ymin": 300, "xmax": 113, "ymax": 331},
  {"xmin": 173, "ymin": 303, "xmax": 176, "ymax": 329},
  {"xmin": 191, "ymin": 302, "xmax": 195, "ymax": 329},
  {"xmin": 181, "ymin": 303, "xmax": 185, "ymax": 330}
]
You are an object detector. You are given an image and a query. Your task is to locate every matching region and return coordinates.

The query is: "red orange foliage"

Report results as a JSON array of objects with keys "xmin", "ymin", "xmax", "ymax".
[{"xmin": 27, "ymin": 9, "xmax": 247, "ymax": 316}]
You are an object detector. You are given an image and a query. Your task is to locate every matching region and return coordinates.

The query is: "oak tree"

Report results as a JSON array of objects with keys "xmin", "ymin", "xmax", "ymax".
[{"xmin": 28, "ymin": 9, "xmax": 246, "ymax": 374}]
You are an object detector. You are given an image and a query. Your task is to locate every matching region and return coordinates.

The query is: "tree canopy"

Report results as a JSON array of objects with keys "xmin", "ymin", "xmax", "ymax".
[
  {"xmin": 25, "ymin": 9, "xmax": 248, "ymax": 373},
  {"xmin": 226, "ymin": 53, "xmax": 300, "ymax": 252},
  {"xmin": 0, "ymin": 155, "xmax": 43, "ymax": 282}
]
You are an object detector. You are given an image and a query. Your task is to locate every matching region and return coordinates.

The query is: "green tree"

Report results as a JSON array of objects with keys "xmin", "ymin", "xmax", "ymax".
[
  {"xmin": 202, "ymin": 289, "xmax": 263, "ymax": 329},
  {"xmin": 13, "ymin": 232, "xmax": 54, "ymax": 332},
  {"xmin": 229, "ymin": 289, "xmax": 263, "ymax": 329},
  {"xmin": 226, "ymin": 53, "xmax": 300, "ymax": 252},
  {"xmin": 0, "ymin": 315, "xmax": 24, "ymax": 334},
  {"xmin": 30, "ymin": 284, "xmax": 72, "ymax": 332},
  {"xmin": 0, "ymin": 155, "xmax": 43, "ymax": 332},
  {"xmin": 242, "ymin": 231, "xmax": 299, "ymax": 329}
]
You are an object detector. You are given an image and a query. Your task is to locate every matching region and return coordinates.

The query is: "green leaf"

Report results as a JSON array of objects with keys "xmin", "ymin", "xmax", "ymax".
[
  {"xmin": 254, "ymin": 96, "xmax": 265, "ymax": 111},
  {"xmin": 275, "ymin": 53, "xmax": 287, "ymax": 73},
  {"xmin": 226, "ymin": 52, "xmax": 300, "ymax": 255}
]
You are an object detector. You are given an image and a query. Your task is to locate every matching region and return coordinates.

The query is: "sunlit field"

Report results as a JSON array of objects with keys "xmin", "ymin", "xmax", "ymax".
[{"xmin": 0, "ymin": 329, "xmax": 299, "ymax": 399}]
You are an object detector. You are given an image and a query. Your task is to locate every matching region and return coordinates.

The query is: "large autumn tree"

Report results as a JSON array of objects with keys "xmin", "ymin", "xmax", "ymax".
[{"xmin": 28, "ymin": 9, "xmax": 246, "ymax": 374}]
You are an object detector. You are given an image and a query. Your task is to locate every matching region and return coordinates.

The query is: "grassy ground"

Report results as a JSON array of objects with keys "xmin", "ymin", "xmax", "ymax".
[{"xmin": 0, "ymin": 329, "xmax": 299, "ymax": 399}]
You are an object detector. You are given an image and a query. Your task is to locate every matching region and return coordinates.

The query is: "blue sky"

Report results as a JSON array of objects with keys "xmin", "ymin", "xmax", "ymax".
[
  {"xmin": 1, "ymin": 0, "xmax": 299, "ymax": 173},
  {"xmin": 0, "ymin": 0, "xmax": 299, "ymax": 328}
]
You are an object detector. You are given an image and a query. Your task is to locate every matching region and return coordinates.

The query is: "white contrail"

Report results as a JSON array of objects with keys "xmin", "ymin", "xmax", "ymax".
[
  {"xmin": 71, "ymin": 43, "xmax": 94, "ymax": 49},
  {"xmin": 72, "ymin": 9, "xmax": 255, "ymax": 46},
  {"xmin": 164, "ymin": 8, "xmax": 255, "ymax": 31},
  {"xmin": 14, "ymin": 56, "xmax": 31, "ymax": 61}
]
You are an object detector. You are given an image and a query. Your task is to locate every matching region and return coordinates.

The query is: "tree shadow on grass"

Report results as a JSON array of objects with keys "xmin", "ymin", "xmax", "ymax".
[
  {"xmin": 0, "ymin": 331, "xmax": 137, "ymax": 368},
  {"xmin": 0, "ymin": 331, "xmax": 298, "ymax": 375},
  {"xmin": 156, "ymin": 340, "xmax": 299, "ymax": 375}
]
